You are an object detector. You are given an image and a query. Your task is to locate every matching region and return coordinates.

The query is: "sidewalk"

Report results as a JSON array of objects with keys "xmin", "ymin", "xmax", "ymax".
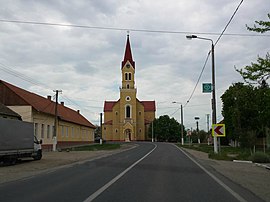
[{"xmin": 182, "ymin": 148, "xmax": 270, "ymax": 202}]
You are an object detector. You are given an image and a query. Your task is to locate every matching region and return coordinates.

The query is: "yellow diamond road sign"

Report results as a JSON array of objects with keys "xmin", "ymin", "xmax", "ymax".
[{"xmin": 212, "ymin": 124, "xmax": 226, "ymax": 137}]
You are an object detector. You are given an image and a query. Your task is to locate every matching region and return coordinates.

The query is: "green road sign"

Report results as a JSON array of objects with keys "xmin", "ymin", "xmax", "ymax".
[{"xmin": 202, "ymin": 83, "xmax": 212, "ymax": 93}]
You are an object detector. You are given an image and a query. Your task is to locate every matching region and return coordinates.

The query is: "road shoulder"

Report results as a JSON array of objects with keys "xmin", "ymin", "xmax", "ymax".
[{"xmin": 182, "ymin": 147, "xmax": 270, "ymax": 202}]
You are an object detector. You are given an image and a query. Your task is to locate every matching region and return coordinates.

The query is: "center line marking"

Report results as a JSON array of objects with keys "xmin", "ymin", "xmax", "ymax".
[{"xmin": 84, "ymin": 144, "xmax": 157, "ymax": 202}]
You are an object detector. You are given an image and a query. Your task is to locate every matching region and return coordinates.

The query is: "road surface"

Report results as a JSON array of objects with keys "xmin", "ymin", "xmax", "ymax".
[{"xmin": 0, "ymin": 142, "xmax": 262, "ymax": 202}]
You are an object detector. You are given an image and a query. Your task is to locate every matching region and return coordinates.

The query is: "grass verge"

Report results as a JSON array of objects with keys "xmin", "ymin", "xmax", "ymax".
[
  {"xmin": 177, "ymin": 143, "xmax": 270, "ymax": 162},
  {"xmin": 70, "ymin": 144, "xmax": 121, "ymax": 151}
]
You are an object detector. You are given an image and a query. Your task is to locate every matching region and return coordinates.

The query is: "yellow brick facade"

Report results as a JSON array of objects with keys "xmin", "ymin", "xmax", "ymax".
[{"xmin": 103, "ymin": 36, "xmax": 155, "ymax": 141}]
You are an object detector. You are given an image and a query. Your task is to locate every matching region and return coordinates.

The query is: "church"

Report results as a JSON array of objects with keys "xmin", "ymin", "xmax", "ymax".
[{"xmin": 102, "ymin": 35, "xmax": 156, "ymax": 141}]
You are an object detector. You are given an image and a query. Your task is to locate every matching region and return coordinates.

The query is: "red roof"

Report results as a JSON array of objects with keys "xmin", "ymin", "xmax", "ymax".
[
  {"xmin": 104, "ymin": 120, "xmax": 113, "ymax": 125},
  {"xmin": 140, "ymin": 101, "xmax": 156, "ymax": 112},
  {"xmin": 104, "ymin": 101, "xmax": 118, "ymax": 112},
  {"xmin": 122, "ymin": 34, "xmax": 135, "ymax": 69},
  {"xmin": 0, "ymin": 80, "xmax": 95, "ymax": 128},
  {"xmin": 103, "ymin": 100, "xmax": 155, "ymax": 112}
]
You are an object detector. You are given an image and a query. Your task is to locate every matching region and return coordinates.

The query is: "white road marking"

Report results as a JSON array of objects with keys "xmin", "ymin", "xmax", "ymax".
[
  {"xmin": 83, "ymin": 144, "xmax": 157, "ymax": 202},
  {"xmin": 175, "ymin": 145, "xmax": 247, "ymax": 202}
]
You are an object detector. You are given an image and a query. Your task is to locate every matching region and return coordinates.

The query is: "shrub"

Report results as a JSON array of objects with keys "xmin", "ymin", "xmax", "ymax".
[{"xmin": 249, "ymin": 152, "xmax": 270, "ymax": 163}]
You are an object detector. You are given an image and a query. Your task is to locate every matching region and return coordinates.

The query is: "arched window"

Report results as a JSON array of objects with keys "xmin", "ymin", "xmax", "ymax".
[
  {"xmin": 126, "ymin": 105, "xmax": 131, "ymax": 118},
  {"xmin": 129, "ymin": 73, "xmax": 132, "ymax": 80},
  {"xmin": 127, "ymin": 84, "xmax": 130, "ymax": 89},
  {"xmin": 125, "ymin": 73, "xmax": 128, "ymax": 80}
]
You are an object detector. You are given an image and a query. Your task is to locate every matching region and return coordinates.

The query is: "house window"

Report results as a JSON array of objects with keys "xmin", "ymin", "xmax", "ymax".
[
  {"xmin": 125, "ymin": 73, "xmax": 128, "ymax": 80},
  {"xmin": 126, "ymin": 105, "xmax": 131, "ymax": 118},
  {"xmin": 115, "ymin": 111, "xmax": 118, "ymax": 115},
  {"xmin": 66, "ymin": 127, "xmax": 69, "ymax": 137},
  {"xmin": 41, "ymin": 124, "xmax": 44, "ymax": 138},
  {"xmin": 139, "ymin": 111, "xmax": 141, "ymax": 115},
  {"xmin": 34, "ymin": 123, "xmax": 38, "ymax": 136},
  {"xmin": 52, "ymin": 126, "xmax": 55, "ymax": 137},
  {"xmin": 72, "ymin": 127, "xmax": 74, "ymax": 138},
  {"xmin": 115, "ymin": 129, "xmax": 118, "ymax": 133},
  {"xmin": 61, "ymin": 126, "xmax": 65, "ymax": 137},
  {"xmin": 127, "ymin": 84, "xmax": 130, "ymax": 89},
  {"xmin": 129, "ymin": 73, "xmax": 132, "ymax": 80},
  {"xmin": 47, "ymin": 125, "xmax": 50, "ymax": 139}
]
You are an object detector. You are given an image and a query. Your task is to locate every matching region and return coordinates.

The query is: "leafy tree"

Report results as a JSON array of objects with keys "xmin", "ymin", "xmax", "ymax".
[
  {"xmin": 236, "ymin": 53, "xmax": 270, "ymax": 86},
  {"xmin": 236, "ymin": 13, "xmax": 270, "ymax": 86},
  {"xmin": 148, "ymin": 115, "xmax": 185, "ymax": 142},
  {"xmin": 94, "ymin": 125, "xmax": 101, "ymax": 137},
  {"xmin": 221, "ymin": 83, "xmax": 258, "ymax": 147},
  {"xmin": 246, "ymin": 13, "xmax": 270, "ymax": 33},
  {"xmin": 222, "ymin": 82, "xmax": 270, "ymax": 149}
]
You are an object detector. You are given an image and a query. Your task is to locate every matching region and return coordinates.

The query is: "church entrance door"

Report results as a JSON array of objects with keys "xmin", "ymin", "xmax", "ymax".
[{"xmin": 125, "ymin": 129, "xmax": 131, "ymax": 142}]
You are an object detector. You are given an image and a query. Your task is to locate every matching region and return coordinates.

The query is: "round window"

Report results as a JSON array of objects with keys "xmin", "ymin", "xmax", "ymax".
[{"xmin": 126, "ymin": 96, "xmax": 131, "ymax": 101}]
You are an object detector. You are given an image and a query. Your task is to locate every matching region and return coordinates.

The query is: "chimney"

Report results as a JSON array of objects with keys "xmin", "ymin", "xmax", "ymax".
[
  {"xmin": 47, "ymin": 95, "xmax": 51, "ymax": 100},
  {"xmin": 61, "ymin": 102, "xmax": 64, "ymax": 106},
  {"xmin": 77, "ymin": 110, "xmax": 80, "ymax": 114}
]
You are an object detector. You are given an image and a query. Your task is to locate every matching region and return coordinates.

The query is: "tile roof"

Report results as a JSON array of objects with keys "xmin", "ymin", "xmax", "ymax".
[
  {"xmin": 140, "ymin": 101, "xmax": 156, "ymax": 112},
  {"xmin": 0, "ymin": 80, "xmax": 95, "ymax": 128},
  {"xmin": 103, "ymin": 99, "xmax": 155, "ymax": 112},
  {"xmin": 104, "ymin": 101, "xmax": 118, "ymax": 112}
]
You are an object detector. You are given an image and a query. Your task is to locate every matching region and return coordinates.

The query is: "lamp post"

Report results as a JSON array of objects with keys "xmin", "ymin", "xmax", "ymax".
[
  {"xmin": 194, "ymin": 116, "xmax": 200, "ymax": 144},
  {"xmin": 186, "ymin": 35, "xmax": 218, "ymax": 153},
  {"xmin": 172, "ymin": 102, "xmax": 184, "ymax": 145}
]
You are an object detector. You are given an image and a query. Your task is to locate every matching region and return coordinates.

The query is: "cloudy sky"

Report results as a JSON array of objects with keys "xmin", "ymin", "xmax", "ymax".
[{"xmin": 0, "ymin": 0, "xmax": 269, "ymax": 130}]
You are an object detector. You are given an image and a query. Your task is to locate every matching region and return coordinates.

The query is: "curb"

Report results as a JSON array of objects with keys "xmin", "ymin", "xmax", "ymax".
[{"xmin": 255, "ymin": 163, "xmax": 270, "ymax": 170}]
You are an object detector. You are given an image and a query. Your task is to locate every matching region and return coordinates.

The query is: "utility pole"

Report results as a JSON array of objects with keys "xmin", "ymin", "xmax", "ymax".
[
  {"xmin": 100, "ymin": 113, "xmax": 103, "ymax": 145},
  {"xmin": 152, "ymin": 120, "xmax": 154, "ymax": 142},
  {"xmin": 53, "ymin": 90, "xmax": 62, "ymax": 151},
  {"xmin": 206, "ymin": 114, "xmax": 210, "ymax": 145}
]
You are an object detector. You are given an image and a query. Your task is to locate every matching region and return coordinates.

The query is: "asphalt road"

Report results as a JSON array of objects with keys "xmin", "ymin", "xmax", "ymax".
[{"xmin": 0, "ymin": 142, "xmax": 262, "ymax": 202}]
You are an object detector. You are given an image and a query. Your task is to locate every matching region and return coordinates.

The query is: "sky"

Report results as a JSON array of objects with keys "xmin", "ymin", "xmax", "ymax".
[{"xmin": 0, "ymin": 0, "xmax": 269, "ymax": 130}]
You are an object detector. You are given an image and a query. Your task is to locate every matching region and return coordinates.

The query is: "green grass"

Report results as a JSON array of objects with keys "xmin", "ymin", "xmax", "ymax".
[
  {"xmin": 71, "ymin": 144, "xmax": 121, "ymax": 151},
  {"xmin": 177, "ymin": 143, "xmax": 270, "ymax": 162}
]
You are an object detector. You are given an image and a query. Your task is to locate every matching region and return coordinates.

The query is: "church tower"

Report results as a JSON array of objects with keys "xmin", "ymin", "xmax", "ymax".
[
  {"xmin": 119, "ymin": 34, "xmax": 137, "ymax": 141},
  {"xmin": 103, "ymin": 35, "xmax": 156, "ymax": 142}
]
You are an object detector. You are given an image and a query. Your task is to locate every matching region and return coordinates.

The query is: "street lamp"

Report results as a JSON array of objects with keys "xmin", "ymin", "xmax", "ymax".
[
  {"xmin": 186, "ymin": 34, "xmax": 218, "ymax": 153},
  {"xmin": 172, "ymin": 102, "xmax": 184, "ymax": 145},
  {"xmin": 194, "ymin": 116, "xmax": 200, "ymax": 144}
]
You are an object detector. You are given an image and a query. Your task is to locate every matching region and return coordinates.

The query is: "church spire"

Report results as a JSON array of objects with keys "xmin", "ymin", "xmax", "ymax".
[{"xmin": 122, "ymin": 34, "xmax": 135, "ymax": 69}]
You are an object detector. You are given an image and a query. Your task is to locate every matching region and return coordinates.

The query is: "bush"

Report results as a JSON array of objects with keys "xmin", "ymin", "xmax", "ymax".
[{"xmin": 249, "ymin": 152, "xmax": 270, "ymax": 163}]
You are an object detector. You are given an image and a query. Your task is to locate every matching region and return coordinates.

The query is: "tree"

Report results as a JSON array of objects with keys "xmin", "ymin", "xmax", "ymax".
[
  {"xmin": 246, "ymin": 13, "xmax": 270, "ymax": 33},
  {"xmin": 94, "ymin": 125, "xmax": 101, "ymax": 138},
  {"xmin": 221, "ymin": 83, "xmax": 259, "ymax": 148},
  {"xmin": 236, "ymin": 53, "xmax": 270, "ymax": 86},
  {"xmin": 236, "ymin": 13, "xmax": 270, "ymax": 86},
  {"xmin": 148, "ymin": 115, "xmax": 185, "ymax": 142}
]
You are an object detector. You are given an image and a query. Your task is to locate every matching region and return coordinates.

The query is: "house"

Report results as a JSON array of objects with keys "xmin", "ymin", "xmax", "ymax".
[
  {"xmin": 0, "ymin": 102, "xmax": 21, "ymax": 120},
  {"xmin": 102, "ymin": 35, "xmax": 156, "ymax": 141},
  {"xmin": 0, "ymin": 80, "xmax": 96, "ymax": 150}
]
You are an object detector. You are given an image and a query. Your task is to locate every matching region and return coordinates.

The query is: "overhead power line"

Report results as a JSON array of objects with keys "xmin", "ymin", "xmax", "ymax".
[
  {"xmin": 215, "ymin": 0, "xmax": 244, "ymax": 46},
  {"xmin": 184, "ymin": 0, "xmax": 245, "ymax": 106},
  {"xmin": 0, "ymin": 19, "xmax": 269, "ymax": 37}
]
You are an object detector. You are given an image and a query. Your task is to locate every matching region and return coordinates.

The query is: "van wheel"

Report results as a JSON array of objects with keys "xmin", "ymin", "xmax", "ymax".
[{"xmin": 33, "ymin": 150, "xmax": 42, "ymax": 160}]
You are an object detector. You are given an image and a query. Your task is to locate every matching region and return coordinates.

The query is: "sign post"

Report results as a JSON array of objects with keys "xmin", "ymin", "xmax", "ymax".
[{"xmin": 212, "ymin": 124, "xmax": 226, "ymax": 153}]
